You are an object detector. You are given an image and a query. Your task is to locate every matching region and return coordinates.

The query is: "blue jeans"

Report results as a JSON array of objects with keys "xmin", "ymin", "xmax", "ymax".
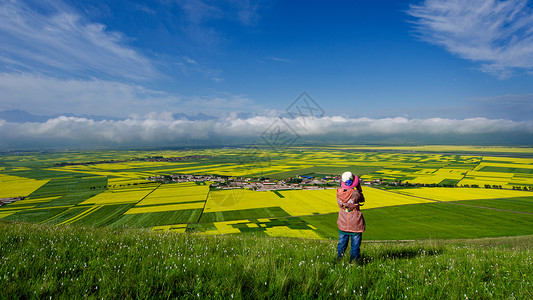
[{"xmin": 337, "ymin": 231, "xmax": 362, "ymax": 262}]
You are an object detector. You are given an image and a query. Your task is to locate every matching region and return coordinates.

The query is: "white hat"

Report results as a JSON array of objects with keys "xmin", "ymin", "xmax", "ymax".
[{"xmin": 341, "ymin": 171, "xmax": 353, "ymax": 182}]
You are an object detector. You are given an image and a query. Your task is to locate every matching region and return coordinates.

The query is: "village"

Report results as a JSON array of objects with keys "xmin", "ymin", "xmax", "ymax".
[
  {"xmin": 0, "ymin": 196, "xmax": 25, "ymax": 207},
  {"xmin": 146, "ymin": 173, "xmax": 377, "ymax": 191}
]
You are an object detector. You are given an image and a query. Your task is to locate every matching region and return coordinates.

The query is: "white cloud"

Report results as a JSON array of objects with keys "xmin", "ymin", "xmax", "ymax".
[
  {"xmin": 408, "ymin": 0, "xmax": 533, "ymax": 78},
  {"xmin": 0, "ymin": 0, "xmax": 156, "ymax": 80},
  {"xmin": 0, "ymin": 73, "xmax": 261, "ymax": 117},
  {"xmin": 1, "ymin": 115, "xmax": 531, "ymax": 149}
]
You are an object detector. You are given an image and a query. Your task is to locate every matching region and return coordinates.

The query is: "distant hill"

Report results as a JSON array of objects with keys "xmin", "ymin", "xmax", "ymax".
[
  {"xmin": 172, "ymin": 112, "xmax": 218, "ymax": 121},
  {"xmin": 0, "ymin": 109, "xmax": 49, "ymax": 123},
  {"xmin": 0, "ymin": 109, "xmax": 123, "ymax": 123}
]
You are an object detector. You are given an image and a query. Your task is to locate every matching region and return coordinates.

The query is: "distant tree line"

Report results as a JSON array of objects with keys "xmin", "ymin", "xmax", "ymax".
[
  {"xmin": 380, "ymin": 180, "xmax": 532, "ymax": 191},
  {"xmin": 53, "ymin": 155, "xmax": 211, "ymax": 167}
]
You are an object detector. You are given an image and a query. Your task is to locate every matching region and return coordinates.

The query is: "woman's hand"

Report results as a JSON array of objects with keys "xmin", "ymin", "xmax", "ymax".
[{"xmin": 346, "ymin": 203, "xmax": 357, "ymax": 210}]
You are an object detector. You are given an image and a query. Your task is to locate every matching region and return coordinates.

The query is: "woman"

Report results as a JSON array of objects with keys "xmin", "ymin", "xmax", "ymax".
[{"xmin": 336, "ymin": 171, "xmax": 366, "ymax": 263}]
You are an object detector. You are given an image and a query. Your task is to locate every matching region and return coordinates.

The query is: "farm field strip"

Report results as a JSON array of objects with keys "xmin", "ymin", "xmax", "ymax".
[
  {"xmin": 36, "ymin": 206, "xmax": 76, "ymax": 224},
  {"xmin": 46, "ymin": 167, "xmax": 155, "ymax": 180},
  {"xmin": 59, "ymin": 205, "xmax": 102, "ymax": 225},
  {"xmin": 151, "ymin": 224, "xmax": 188, "ymax": 233},
  {"xmin": 29, "ymin": 205, "xmax": 74, "ymax": 211},
  {"xmin": 324, "ymin": 145, "xmax": 533, "ymax": 154},
  {"xmin": 0, "ymin": 211, "xmax": 17, "ymax": 218},
  {"xmin": 125, "ymin": 202, "xmax": 206, "ymax": 214},
  {"xmin": 480, "ymin": 156, "xmax": 533, "ymax": 164},
  {"xmin": 15, "ymin": 196, "xmax": 61, "ymax": 203},
  {"xmin": 78, "ymin": 186, "xmax": 156, "ymax": 205},
  {"xmin": 392, "ymin": 187, "xmax": 533, "ymax": 202},
  {"xmin": 510, "ymin": 175, "xmax": 533, "ymax": 185},
  {"xmin": 135, "ymin": 195, "xmax": 207, "ymax": 206},
  {"xmin": 263, "ymin": 226, "xmax": 323, "ymax": 239},
  {"xmin": 0, "ymin": 174, "xmax": 50, "ymax": 198},
  {"xmin": 107, "ymin": 177, "xmax": 153, "ymax": 186}
]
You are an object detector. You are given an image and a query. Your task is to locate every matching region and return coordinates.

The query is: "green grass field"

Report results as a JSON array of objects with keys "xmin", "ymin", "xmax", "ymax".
[{"xmin": 1, "ymin": 221, "xmax": 531, "ymax": 299}]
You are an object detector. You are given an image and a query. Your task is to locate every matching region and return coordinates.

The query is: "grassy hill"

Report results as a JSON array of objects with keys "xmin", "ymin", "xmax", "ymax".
[{"xmin": 1, "ymin": 221, "xmax": 531, "ymax": 299}]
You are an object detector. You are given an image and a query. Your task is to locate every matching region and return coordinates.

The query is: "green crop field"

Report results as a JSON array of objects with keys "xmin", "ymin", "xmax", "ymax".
[{"xmin": 1, "ymin": 146, "xmax": 532, "ymax": 240}]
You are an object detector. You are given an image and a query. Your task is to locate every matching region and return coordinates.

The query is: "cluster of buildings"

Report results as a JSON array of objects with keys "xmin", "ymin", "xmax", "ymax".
[
  {"xmin": 146, "ymin": 174, "xmax": 352, "ymax": 191},
  {"xmin": 0, "ymin": 197, "xmax": 24, "ymax": 207}
]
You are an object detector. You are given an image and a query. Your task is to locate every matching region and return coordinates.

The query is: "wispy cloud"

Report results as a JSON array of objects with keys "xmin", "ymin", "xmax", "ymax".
[
  {"xmin": 177, "ymin": 0, "xmax": 262, "ymax": 26},
  {"xmin": 408, "ymin": 0, "xmax": 533, "ymax": 78},
  {"xmin": 172, "ymin": 56, "xmax": 223, "ymax": 82},
  {"xmin": 171, "ymin": 0, "xmax": 264, "ymax": 48},
  {"xmin": 229, "ymin": 0, "xmax": 262, "ymax": 26},
  {"xmin": 265, "ymin": 56, "xmax": 292, "ymax": 63},
  {"xmin": 1, "ymin": 115, "xmax": 531, "ymax": 149},
  {"xmin": 0, "ymin": 0, "xmax": 156, "ymax": 80}
]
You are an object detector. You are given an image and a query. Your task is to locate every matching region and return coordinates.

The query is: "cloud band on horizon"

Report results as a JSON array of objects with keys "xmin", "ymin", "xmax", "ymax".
[{"xmin": 1, "ymin": 115, "xmax": 531, "ymax": 149}]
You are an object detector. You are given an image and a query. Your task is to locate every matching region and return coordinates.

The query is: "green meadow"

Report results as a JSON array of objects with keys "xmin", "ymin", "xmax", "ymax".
[{"xmin": 1, "ymin": 221, "xmax": 531, "ymax": 299}]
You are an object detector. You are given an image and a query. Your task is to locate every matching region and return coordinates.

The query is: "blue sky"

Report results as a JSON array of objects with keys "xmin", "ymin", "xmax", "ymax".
[{"xmin": 1, "ymin": 0, "xmax": 533, "ymax": 148}]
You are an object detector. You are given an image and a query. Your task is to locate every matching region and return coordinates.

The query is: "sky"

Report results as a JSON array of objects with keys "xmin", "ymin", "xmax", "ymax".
[{"xmin": 1, "ymin": 0, "xmax": 533, "ymax": 149}]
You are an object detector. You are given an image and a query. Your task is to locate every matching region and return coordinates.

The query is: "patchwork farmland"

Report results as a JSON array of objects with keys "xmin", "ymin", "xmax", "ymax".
[{"xmin": 1, "ymin": 146, "xmax": 532, "ymax": 240}]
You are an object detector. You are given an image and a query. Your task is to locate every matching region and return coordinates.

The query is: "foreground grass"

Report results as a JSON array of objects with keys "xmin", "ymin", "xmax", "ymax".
[{"xmin": 1, "ymin": 221, "xmax": 532, "ymax": 299}]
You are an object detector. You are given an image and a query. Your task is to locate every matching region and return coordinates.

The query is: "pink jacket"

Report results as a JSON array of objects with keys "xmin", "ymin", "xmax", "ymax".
[{"xmin": 336, "ymin": 188, "xmax": 366, "ymax": 233}]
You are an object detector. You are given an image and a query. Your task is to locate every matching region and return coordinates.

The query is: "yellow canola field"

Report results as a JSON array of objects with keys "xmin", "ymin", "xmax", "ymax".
[
  {"xmin": 510, "ymin": 174, "xmax": 533, "ymax": 186},
  {"xmin": 204, "ymin": 187, "xmax": 434, "ymax": 217},
  {"xmin": 409, "ymin": 168, "xmax": 468, "ymax": 185},
  {"xmin": 480, "ymin": 157, "xmax": 533, "ymax": 165},
  {"xmin": 199, "ymin": 219, "xmax": 323, "ymax": 239},
  {"xmin": 264, "ymin": 226, "xmax": 323, "ymax": 239},
  {"xmin": 205, "ymin": 189, "xmax": 286, "ymax": 212},
  {"xmin": 152, "ymin": 224, "xmax": 187, "ymax": 233},
  {"xmin": 134, "ymin": 182, "xmax": 209, "ymax": 206},
  {"xmin": 125, "ymin": 202, "xmax": 205, "ymax": 214},
  {"xmin": 211, "ymin": 220, "xmax": 242, "ymax": 234},
  {"xmin": 279, "ymin": 189, "xmax": 339, "ymax": 215},
  {"xmin": 79, "ymin": 186, "xmax": 155, "ymax": 205},
  {"xmin": 0, "ymin": 174, "xmax": 49, "ymax": 198},
  {"xmin": 393, "ymin": 187, "xmax": 533, "ymax": 202},
  {"xmin": 359, "ymin": 188, "xmax": 434, "ymax": 209},
  {"xmin": 459, "ymin": 171, "xmax": 515, "ymax": 187}
]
